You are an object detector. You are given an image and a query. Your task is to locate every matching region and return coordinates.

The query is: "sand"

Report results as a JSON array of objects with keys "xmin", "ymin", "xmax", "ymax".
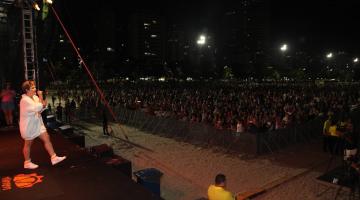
[{"xmin": 69, "ymin": 119, "xmax": 346, "ymax": 200}]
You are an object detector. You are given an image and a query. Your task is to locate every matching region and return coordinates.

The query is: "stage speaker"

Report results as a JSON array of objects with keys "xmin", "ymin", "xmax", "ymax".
[
  {"xmin": 65, "ymin": 133, "xmax": 85, "ymax": 148},
  {"xmin": 46, "ymin": 114, "xmax": 62, "ymax": 132},
  {"xmin": 47, "ymin": 121, "xmax": 64, "ymax": 133},
  {"xmin": 46, "ymin": 115, "xmax": 56, "ymax": 123},
  {"xmin": 102, "ymin": 155, "xmax": 132, "ymax": 178},
  {"xmin": 58, "ymin": 125, "xmax": 74, "ymax": 136},
  {"xmin": 90, "ymin": 144, "xmax": 113, "ymax": 158}
]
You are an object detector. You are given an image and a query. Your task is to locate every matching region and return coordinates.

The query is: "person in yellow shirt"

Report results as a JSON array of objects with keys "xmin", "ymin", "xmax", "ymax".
[
  {"xmin": 328, "ymin": 119, "xmax": 343, "ymax": 155},
  {"xmin": 322, "ymin": 114, "xmax": 332, "ymax": 152},
  {"xmin": 208, "ymin": 174, "xmax": 234, "ymax": 200}
]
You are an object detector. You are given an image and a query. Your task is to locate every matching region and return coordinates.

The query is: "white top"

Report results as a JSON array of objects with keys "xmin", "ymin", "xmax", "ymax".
[
  {"xmin": 236, "ymin": 122, "xmax": 244, "ymax": 133},
  {"xmin": 19, "ymin": 94, "xmax": 46, "ymax": 140}
]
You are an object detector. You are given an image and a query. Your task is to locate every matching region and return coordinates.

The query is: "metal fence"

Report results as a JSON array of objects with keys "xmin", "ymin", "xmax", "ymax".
[
  {"xmin": 67, "ymin": 105, "xmax": 326, "ymax": 155},
  {"xmin": 257, "ymin": 117, "xmax": 324, "ymax": 154}
]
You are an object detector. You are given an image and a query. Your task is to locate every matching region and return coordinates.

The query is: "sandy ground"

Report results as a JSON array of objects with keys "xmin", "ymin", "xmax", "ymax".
[{"xmin": 68, "ymin": 119, "xmax": 349, "ymax": 200}]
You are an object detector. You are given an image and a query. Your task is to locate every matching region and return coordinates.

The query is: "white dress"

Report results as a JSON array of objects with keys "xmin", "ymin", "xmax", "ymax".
[{"xmin": 19, "ymin": 94, "xmax": 47, "ymax": 140}]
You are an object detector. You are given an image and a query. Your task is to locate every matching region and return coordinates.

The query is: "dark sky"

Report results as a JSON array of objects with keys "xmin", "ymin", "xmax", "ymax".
[
  {"xmin": 270, "ymin": 0, "xmax": 360, "ymax": 53},
  {"xmin": 58, "ymin": 0, "xmax": 360, "ymax": 54}
]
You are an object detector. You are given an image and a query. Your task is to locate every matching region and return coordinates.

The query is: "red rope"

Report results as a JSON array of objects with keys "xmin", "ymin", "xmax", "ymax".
[{"xmin": 50, "ymin": 6, "xmax": 129, "ymax": 140}]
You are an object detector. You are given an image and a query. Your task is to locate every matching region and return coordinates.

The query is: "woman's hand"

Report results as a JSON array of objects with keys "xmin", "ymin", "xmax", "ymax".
[
  {"xmin": 37, "ymin": 90, "xmax": 43, "ymax": 97},
  {"xmin": 37, "ymin": 90, "xmax": 47, "ymax": 107}
]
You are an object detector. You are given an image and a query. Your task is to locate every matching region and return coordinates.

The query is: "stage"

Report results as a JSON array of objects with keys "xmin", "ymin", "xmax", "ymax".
[
  {"xmin": 315, "ymin": 163, "xmax": 360, "ymax": 199},
  {"xmin": 0, "ymin": 127, "xmax": 162, "ymax": 200}
]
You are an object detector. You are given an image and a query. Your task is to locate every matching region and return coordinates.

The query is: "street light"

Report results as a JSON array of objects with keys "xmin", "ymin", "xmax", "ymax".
[
  {"xmin": 197, "ymin": 35, "xmax": 206, "ymax": 45},
  {"xmin": 354, "ymin": 57, "xmax": 358, "ymax": 63},
  {"xmin": 280, "ymin": 44, "xmax": 287, "ymax": 52},
  {"xmin": 326, "ymin": 52, "xmax": 333, "ymax": 58}
]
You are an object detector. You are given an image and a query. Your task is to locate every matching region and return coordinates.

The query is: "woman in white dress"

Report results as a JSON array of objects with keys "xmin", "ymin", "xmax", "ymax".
[{"xmin": 19, "ymin": 80, "xmax": 66, "ymax": 169}]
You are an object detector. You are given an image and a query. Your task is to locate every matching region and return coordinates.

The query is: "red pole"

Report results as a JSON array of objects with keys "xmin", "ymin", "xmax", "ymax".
[{"xmin": 50, "ymin": 6, "xmax": 129, "ymax": 140}]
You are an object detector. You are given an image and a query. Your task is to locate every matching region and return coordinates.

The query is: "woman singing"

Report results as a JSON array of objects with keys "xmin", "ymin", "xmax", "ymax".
[{"xmin": 19, "ymin": 80, "xmax": 66, "ymax": 169}]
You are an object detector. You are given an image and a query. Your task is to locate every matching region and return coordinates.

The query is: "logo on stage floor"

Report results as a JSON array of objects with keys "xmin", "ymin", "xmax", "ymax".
[{"xmin": 1, "ymin": 173, "xmax": 44, "ymax": 191}]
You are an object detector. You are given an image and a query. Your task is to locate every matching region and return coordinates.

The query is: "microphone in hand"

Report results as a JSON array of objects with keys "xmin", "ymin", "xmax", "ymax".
[{"xmin": 37, "ymin": 90, "xmax": 43, "ymax": 97}]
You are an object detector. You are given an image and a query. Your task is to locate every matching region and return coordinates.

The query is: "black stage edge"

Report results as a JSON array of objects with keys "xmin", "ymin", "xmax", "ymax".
[
  {"xmin": 0, "ymin": 127, "xmax": 162, "ymax": 200},
  {"xmin": 315, "ymin": 164, "xmax": 359, "ymax": 199}
]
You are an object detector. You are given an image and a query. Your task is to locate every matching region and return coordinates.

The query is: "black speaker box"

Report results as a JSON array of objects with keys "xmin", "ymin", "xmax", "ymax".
[
  {"xmin": 47, "ymin": 121, "xmax": 59, "ymax": 129},
  {"xmin": 46, "ymin": 115, "xmax": 56, "ymax": 123},
  {"xmin": 102, "ymin": 155, "xmax": 132, "ymax": 178},
  {"xmin": 58, "ymin": 125, "xmax": 74, "ymax": 136},
  {"xmin": 90, "ymin": 144, "xmax": 113, "ymax": 158},
  {"xmin": 66, "ymin": 133, "xmax": 85, "ymax": 148}
]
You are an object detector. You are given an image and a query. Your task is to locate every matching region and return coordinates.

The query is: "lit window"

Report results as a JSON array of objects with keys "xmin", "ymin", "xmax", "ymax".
[{"xmin": 150, "ymin": 35, "xmax": 157, "ymax": 38}]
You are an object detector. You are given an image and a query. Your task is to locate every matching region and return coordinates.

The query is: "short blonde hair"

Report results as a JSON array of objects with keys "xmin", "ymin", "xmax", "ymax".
[{"xmin": 21, "ymin": 80, "xmax": 35, "ymax": 93}]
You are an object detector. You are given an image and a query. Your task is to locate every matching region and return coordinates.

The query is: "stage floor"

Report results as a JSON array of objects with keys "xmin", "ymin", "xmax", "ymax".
[{"xmin": 0, "ymin": 127, "xmax": 161, "ymax": 200}]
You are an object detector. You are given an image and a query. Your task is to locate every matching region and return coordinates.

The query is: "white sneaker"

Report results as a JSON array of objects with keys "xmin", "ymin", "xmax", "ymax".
[
  {"xmin": 24, "ymin": 161, "xmax": 39, "ymax": 169},
  {"xmin": 51, "ymin": 156, "xmax": 66, "ymax": 165}
]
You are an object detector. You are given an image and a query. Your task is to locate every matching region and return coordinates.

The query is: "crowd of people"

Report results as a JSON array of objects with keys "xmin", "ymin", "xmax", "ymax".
[
  {"xmin": 1, "ymin": 80, "xmax": 360, "ymax": 186},
  {"xmin": 48, "ymin": 81, "xmax": 360, "ymax": 134},
  {"xmin": 3, "ymin": 80, "xmax": 359, "ymax": 135}
]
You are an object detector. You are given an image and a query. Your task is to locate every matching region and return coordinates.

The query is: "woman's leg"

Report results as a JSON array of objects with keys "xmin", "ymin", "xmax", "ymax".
[
  {"xmin": 4, "ymin": 110, "xmax": 9, "ymax": 125},
  {"xmin": 23, "ymin": 139, "xmax": 34, "ymax": 162},
  {"xmin": 5, "ymin": 110, "xmax": 13, "ymax": 125},
  {"xmin": 23, "ymin": 139, "xmax": 39, "ymax": 169},
  {"xmin": 39, "ymin": 132, "xmax": 66, "ymax": 165},
  {"xmin": 38, "ymin": 132, "xmax": 56, "ymax": 157},
  {"xmin": 8, "ymin": 109, "xmax": 13, "ymax": 125}
]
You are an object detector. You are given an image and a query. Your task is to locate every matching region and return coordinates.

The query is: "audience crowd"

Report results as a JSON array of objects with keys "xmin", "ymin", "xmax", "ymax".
[{"xmin": 47, "ymin": 81, "xmax": 360, "ymax": 133}]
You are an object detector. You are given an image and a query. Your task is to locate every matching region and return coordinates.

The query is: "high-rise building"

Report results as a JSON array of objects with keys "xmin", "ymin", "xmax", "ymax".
[
  {"xmin": 0, "ymin": 1, "xmax": 23, "ymax": 85},
  {"xmin": 0, "ymin": 3, "xmax": 9, "ymax": 85},
  {"xmin": 217, "ymin": 0, "xmax": 270, "ymax": 67},
  {"xmin": 128, "ymin": 11, "xmax": 166, "ymax": 68},
  {"xmin": 166, "ymin": 24, "xmax": 186, "ymax": 63}
]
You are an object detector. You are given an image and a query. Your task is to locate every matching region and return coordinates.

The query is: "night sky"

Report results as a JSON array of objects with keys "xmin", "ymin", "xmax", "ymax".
[
  {"xmin": 271, "ymin": 0, "xmax": 360, "ymax": 54},
  {"xmin": 57, "ymin": 0, "xmax": 360, "ymax": 54}
]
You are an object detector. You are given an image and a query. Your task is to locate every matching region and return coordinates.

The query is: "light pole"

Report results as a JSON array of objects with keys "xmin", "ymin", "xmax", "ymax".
[
  {"xmin": 325, "ymin": 52, "xmax": 334, "ymax": 79},
  {"xmin": 279, "ymin": 43, "xmax": 289, "ymax": 76}
]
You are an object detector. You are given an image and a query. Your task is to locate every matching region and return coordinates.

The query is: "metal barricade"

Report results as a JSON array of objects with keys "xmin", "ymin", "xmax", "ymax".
[{"xmin": 73, "ymin": 105, "xmax": 333, "ymax": 155}]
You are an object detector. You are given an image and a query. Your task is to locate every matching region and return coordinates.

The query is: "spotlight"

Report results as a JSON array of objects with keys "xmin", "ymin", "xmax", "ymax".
[{"xmin": 33, "ymin": 2, "xmax": 40, "ymax": 10}]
